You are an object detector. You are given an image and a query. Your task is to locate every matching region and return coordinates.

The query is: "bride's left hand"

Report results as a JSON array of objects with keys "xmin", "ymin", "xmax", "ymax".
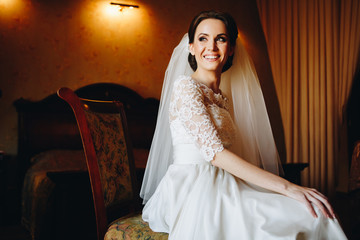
[{"xmin": 284, "ymin": 184, "xmax": 336, "ymax": 219}]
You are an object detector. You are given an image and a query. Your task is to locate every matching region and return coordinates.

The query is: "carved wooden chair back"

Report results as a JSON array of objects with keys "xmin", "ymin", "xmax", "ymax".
[{"xmin": 57, "ymin": 87, "xmax": 139, "ymax": 240}]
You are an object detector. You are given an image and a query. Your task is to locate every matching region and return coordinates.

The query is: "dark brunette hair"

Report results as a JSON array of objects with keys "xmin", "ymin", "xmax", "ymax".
[{"xmin": 188, "ymin": 10, "xmax": 238, "ymax": 72}]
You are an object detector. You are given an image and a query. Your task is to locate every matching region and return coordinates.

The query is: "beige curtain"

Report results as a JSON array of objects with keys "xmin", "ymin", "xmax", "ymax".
[{"xmin": 257, "ymin": 0, "xmax": 360, "ymax": 194}]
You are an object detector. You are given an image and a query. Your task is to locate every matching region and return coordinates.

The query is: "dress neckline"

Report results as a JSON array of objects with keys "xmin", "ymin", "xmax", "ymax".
[{"xmin": 189, "ymin": 77, "xmax": 224, "ymax": 98}]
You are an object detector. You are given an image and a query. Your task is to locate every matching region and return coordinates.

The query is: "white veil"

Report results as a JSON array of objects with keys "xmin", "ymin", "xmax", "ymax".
[{"xmin": 140, "ymin": 33, "xmax": 282, "ymax": 203}]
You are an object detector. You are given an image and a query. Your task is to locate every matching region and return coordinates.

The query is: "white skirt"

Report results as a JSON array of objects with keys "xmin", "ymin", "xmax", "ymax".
[{"xmin": 142, "ymin": 146, "xmax": 347, "ymax": 240}]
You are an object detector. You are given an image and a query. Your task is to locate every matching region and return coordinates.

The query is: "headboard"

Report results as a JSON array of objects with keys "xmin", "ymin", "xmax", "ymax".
[{"xmin": 13, "ymin": 83, "xmax": 159, "ymax": 186}]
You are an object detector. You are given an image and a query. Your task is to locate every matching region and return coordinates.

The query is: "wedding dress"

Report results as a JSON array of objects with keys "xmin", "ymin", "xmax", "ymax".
[{"xmin": 142, "ymin": 75, "xmax": 347, "ymax": 240}]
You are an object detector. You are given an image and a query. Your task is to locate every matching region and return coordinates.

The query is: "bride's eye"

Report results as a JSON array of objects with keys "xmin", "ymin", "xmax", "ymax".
[
  {"xmin": 199, "ymin": 37, "xmax": 207, "ymax": 42},
  {"xmin": 217, "ymin": 37, "xmax": 227, "ymax": 42}
]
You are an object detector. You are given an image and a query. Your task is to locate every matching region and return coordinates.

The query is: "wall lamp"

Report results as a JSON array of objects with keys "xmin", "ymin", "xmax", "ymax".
[{"xmin": 110, "ymin": 2, "xmax": 139, "ymax": 11}]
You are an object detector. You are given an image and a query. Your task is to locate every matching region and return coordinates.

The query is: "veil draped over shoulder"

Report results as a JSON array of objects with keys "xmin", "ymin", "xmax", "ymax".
[{"xmin": 140, "ymin": 33, "xmax": 282, "ymax": 203}]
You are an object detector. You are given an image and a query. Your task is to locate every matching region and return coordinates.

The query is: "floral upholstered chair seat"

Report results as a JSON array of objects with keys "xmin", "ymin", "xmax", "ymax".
[{"xmin": 105, "ymin": 213, "xmax": 168, "ymax": 240}]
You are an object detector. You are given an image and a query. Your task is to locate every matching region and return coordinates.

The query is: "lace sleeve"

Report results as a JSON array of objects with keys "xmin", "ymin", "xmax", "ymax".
[{"xmin": 170, "ymin": 76, "xmax": 224, "ymax": 161}]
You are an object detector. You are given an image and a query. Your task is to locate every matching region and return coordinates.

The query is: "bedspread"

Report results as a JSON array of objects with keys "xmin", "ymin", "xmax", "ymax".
[{"xmin": 21, "ymin": 149, "xmax": 87, "ymax": 239}]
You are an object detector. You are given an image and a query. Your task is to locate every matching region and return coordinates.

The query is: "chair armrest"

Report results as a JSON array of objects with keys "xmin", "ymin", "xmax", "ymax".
[{"xmin": 282, "ymin": 163, "xmax": 309, "ymax": 185}]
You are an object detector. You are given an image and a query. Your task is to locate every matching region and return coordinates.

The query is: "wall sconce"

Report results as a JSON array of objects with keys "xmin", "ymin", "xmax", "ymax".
[{"xmin": 110, "ymin": 2, "xmax": 139, "ymax": 11}]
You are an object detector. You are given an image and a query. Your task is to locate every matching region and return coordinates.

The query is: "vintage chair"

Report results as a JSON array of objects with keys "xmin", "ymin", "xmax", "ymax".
[
  {"xmin": 57, "ymin": 87, "xmax": 168, "ymax": 240},
  {"xmin": 15, "ymin": 83, "xmax": 159, "ymax": 239}
]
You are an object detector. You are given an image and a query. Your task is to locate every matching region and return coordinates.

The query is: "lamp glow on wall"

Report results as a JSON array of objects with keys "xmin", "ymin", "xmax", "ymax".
[
  {"xmin": 110, "ymin": 2, "xmax": 139, "ymax": 11},
  {"xmin": 0, "ymin": 0, "xmax": 26, "ymax": 16}
]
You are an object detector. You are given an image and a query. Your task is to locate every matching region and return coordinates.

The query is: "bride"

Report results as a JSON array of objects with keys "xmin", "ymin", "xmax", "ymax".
[{"xmin": 140, "ymin": 10, "xmax": 347, "ymax": 239}]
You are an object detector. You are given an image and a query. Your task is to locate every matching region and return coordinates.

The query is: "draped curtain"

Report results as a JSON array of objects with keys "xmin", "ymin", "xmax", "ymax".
[{"xmin": 257, "ymin": 0, "xmax": 360, "ymax": 194}]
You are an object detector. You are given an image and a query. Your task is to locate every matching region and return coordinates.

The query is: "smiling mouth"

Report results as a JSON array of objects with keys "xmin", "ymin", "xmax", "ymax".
[{"xmin": 204, "ymin": 55, "xmax": 220, "ymax": 61}]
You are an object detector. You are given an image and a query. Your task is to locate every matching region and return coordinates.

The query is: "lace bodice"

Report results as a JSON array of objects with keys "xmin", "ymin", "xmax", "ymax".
[{"xmin": 169, "ymin": 75, "xmax": 236, "ymax": 162}]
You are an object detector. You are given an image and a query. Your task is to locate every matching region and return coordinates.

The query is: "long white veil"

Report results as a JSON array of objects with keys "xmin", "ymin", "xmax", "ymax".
[{"xmin": 140, "ymin": 33, "xmax": 282, "ymax": 203}]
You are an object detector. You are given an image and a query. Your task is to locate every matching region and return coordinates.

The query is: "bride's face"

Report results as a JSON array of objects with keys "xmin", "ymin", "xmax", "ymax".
[{"xmin": 189, "ymin": 18, "xmax": 234, "ymax": 74}]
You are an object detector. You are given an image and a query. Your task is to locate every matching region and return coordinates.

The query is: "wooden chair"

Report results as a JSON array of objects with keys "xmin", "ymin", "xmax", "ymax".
[{"xmin": 57, "ymin": 87, "xmax": 167, "ymax": 240}]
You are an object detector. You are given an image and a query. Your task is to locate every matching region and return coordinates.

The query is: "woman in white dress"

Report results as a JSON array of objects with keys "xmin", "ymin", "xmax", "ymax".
[{"xmin": 140, "ymin": 10, "xmax": 347, "ymax": 239}]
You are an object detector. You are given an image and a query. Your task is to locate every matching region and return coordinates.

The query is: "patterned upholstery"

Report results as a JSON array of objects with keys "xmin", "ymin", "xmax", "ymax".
[
  {"xmin": 84, "ymin": 110, "xmax": 134, "ymax": 208},
  {"xmin": 105, "ymin": 213, "xmax": 168, "ymax": 240}
]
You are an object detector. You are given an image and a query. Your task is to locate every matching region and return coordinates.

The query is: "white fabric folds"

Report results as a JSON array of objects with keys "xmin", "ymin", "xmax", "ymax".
[{"xmin": 140, "ymin": 34, "xmax": 347, "ymax": 240}]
